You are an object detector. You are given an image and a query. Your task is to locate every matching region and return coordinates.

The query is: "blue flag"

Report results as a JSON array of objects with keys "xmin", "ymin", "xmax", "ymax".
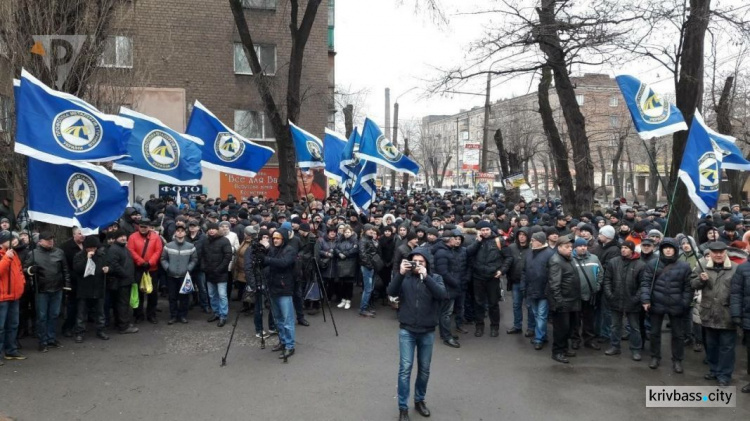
[
  {"xmin": 344, "ymin": 161, "xmax": 378, "ymax": 212},
  {"xmin": 616, "ymin": 74, "xmax": 688, "ymax": 140},
  {"xmin": 14, "ymin": 69, "xmax": 133, "ymax": 163},
  {"xmin": 289, "ymin": 122, "xmax": 325, "ymax": 170},
  {"xmin": 186, "ymin": 101, "xmax": 275, "ymax": 178},
  {"xmin": 340, "ymin": 127, "xmax": 361, "ymax": 182},
  {"xmin": 28, "ymin": 158, "xmax": 129, "ymax": 234},
  {"xmin": 358, "ymin": 118, "xmax": 419, "ymax": 176},
  {"xmin": 113, "ymin": 108, "xmax": 204, "ymax": 185},
  {"xmin": 323, "ymin": 128, "xmax": 347, "ymax": 183},
  {"xmin": 677, "ymin": 111, "xmax": 728, "ymax": 214},
  {"xmin": 712, "ymin": 131, "xmax": 750, "ymax": 171}
]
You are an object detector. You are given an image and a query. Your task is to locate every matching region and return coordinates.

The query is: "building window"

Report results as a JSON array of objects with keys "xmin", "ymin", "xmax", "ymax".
[
  {"xmin": 606, "ymin": 175, "xmax": 613, "ymax": 186},
  {"xmin": 99, "ymin": 36, "xmax": 133, "ymax": 68},
  {"xmin": 576, "ymin": 94, "xmax": 584, "ymax": 105},
  {"xmin": 328, "ymin": 0, "xmax": 335, "ymax": 26},
  {"xmin": 609, "ymin": 96, "xmax": 619, "ymax": 107},
  {"xmin": 0, "ymin": 95, "xmax": 10, "ymax": 133},
  {"xmin": 234, "ymin": 43, "xmax": 276, "ymax": 75},
  {"xmin": 626, "ymin": 183, "xmax": 632, "ymax": 192},
  {"xmin": 610, "ymin": 115, "xmax": 620, "ymax": 128},
  {"xmin": 234, "ymin": 109, "xmax": 274, "ymax": 141},
  {"xmin": 242, "ymin": 0, "xmax": 276, "ymax": 10}
]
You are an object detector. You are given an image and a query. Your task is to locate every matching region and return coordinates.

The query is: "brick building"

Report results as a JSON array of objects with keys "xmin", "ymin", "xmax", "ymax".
[{"xmin": 0, "ymin": 0, "xmax": 335, "ymax": 202}]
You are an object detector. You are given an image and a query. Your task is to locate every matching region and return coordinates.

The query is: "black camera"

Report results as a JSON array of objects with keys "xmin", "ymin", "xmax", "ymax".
[
  {"xmin": 251, "ymin": 241, "xmax": 268, "ymax": 265},
  {"xmin": 407, "ymin": 261, "xmax": 419, "ymax": 269}
]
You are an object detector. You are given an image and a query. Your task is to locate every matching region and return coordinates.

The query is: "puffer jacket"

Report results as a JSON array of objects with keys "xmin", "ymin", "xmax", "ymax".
[
  {"xmin": 691, "ymin": 257, "xmax": 737, "ymax": 329},
  {"xmin": 201, "ymin": 234, "xmax": 233, "ymax": 283},
  {"xmin": 24, "ymin": 245, "xmax": 70, "ymax": 293},
  {"xmin": 521, "ymin": 246, "xmax": 556, "ymax": 299},
  {"xmin": 603, "ymin": 254, "xmax": 646, "ymax": 313},
  {"xmin": 466, "ymin": 233, "xmax": 509, "ymax": 280},
  {"xmin": 432, "ymin": 241, "xmax": 460, "ymax": 298},
  {"xmin": 105, "ymin": 242, "xmax": 135, "ymax": 289},
  {"xmin": 452, "ymin": 244, "xmax": 470, "ymax": 291},
  {"xmin": 263, "ymin": 228, "xmax": 296, "ymax": 297},
  {"xmin": 359, "ymin": 234, "xmax": 378, "ymax": 270},
  {"xmin": 160, "ymin": 239, "xmax": 198, "ymax": 279},
  {"xmin": 504, "ymin": 228, "xmax": 529, "ymax": 288},
  {"xmin": 640, "ymin": 242, "xmax": 695, "ymax": 316},
  {"xmin": 572, "ymin": 250, "xmax": 603, "ymax": 301},
  {"xmin": 730, "ymin": 260, "xmax": 750, "ymax": 330},
  {"xmin": 595, "ymin": 238, "xmax": 621, "ymax": 268},
  {"xmin": 334, "ymin": 234, "xmax": 359, "ymax": 279},
  {"xmin": 127, "ymin": 230, "xmax": 163, "ymax": 273},
  {"xmin": 546, "ymin": 252, "xmax": 582, "ymax": 312},
  {"xmin": 386, "ymin": 246, "xmax": 448, "ymax": 333},
  {"xmin": 316, "ymin": 236, "xmax": 338, "ymax": 279},
  {"xmin": 0, "ymin": 248, "xmax": 25, "ymax": 301}
]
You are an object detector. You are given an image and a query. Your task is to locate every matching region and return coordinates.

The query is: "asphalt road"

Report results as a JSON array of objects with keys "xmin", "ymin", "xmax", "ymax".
[{"xmin": 1, "ymin": 296, "xmax": 749, "ymax": 421}]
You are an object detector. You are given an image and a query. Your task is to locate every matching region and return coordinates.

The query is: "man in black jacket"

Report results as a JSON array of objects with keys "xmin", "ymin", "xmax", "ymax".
[
  {"xmin": 594, "ymin": 225, "xmax": 619, "ymax": 344},
  {"xmin": 105, "ymin": 231, "xmax": 139, "ymax": 334},
  {"xmin": 387, "ymin": 247, "xmax": 447, "ymax": 421},
  {"xmin": 505, "ymin": 227, "xmax": 533, "ymax": 335},
  {"xmin": 547, "ymin": 235, "xmax": 582, "ymax": 363},
  {"xmin": 24, "ymin": 231, "xmax": 71, "ymax": 352},
  {"xmin": 433, "ymin": 232, "xmax": 461, "ymax": 348},
  {"xmin": 72, "ymin": 236, "xmax": 110, "ymax": 343},
  {"xmin": 60, "ymin": 227, "xmax": 84, "ymax": 337},
  {"xmin": 202, "ymin": 223, "xmax": 233, "ymax": 327},
  {"xmin": 466, "ymin": 221, "xmax": 509, "ymax": 337},
  {"xmin": 261, "ymin": 228, "xmax": 297, "ymax": 359}
]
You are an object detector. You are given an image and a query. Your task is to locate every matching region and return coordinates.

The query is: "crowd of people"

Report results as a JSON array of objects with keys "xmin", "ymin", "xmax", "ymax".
[{"xmin": 0, "ymin": 190, "xmax": 749, "ymax": 418}]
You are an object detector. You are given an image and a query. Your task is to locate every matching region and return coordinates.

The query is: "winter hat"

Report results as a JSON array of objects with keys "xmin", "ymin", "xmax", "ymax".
[
  {"xmin": 622, "ymin": 240, "xmax": 636, "ymax": 252},
  {"xmin": 280, "ymin": 221, "xmax": 292, "ymax": 231},
  {"xmin": 299, "ymin": 223, "xmax": 311, "ymax": 232},
  {"xmin": 647, "ymin": 229, "xmax": 663, "ymax": 239},
  {"xmin": 476, "ymin": 221, "xmax": 492, "ymax": 230},
  {"xmin": 426, "ymin": 228, "xmax": 439, "ymax": 237},
  {"xmin": 244, "ymin": 225, "xmax": 259, "ymax": 237},
  {"xmin": 405, "ymin": 232, "xmax": 418, "ymax": 242},
  {"xmin": 206, "ymin": 222, "xmax": 219, "ymax": 231},
  {"xmin": 599, "ymin": 225, "xmax": 615, "ymax": 240},
  {"xmin": 0, "ymin": 230, "xmax": 11, "ymax": 245},
  {"xmin": 83, "ymin": 235, "xmax": 101, "ymax": 249},
  {"xmin": 574, "ymin": 237, "xmax": 588, "ymax": 247},
  {"xmin": 531, "ymin": 231, "xmax": 547, "ymax": 244}
]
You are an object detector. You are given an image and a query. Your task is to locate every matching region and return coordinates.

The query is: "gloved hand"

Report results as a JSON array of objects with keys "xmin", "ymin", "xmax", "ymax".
[
  {"xmin": 338, "ymin": 253, "xmax": 346, "ymax": 259},
  {"xmin": 140, "ymin": 262, "xmax": 150, "ymax": 270}
]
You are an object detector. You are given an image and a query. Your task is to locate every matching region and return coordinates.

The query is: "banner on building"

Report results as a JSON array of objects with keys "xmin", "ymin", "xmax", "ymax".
[
  {"xmin": 220, "ymin": 168, "xmax": 327, "ymax": 200},
  {"xmin": 476, "ymin": 172, "xmax": 496, "ymax": 196},
  {"xmin": 463, "ymin": 142, "xmax": 481, "ymax": 170},
  {"xmin": 503, "ymin": 173, "xmax": 527, "ymax": 189},
  {"xmin": 158, "ymin": 184, "xmax": 204, "ymax": 200}
]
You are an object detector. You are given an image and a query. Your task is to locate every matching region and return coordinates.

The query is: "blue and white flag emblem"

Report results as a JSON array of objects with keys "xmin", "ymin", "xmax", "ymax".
[
  {"xmin": 616, "ymin": 74, "xmax": 688, "ymax": 140},
  {"xmin": 28, "ymin": 158, "xmax": 129, "ymax": 234},
  {"xmin": 113, "ymin": 108, "xmax": 203, "ymax": 185},
  {"xmin": 358, "ymin": 118, "xmax": 419, "ymax": 176},
  {"xmin": 340, "ymin": 127, "xmax": 361, "ymax": 181},
  {"xmin": 14, "ymin": 69, "xmax": 132, "ymax": 163},
  {"xmin": 290, "ymin": 121, "xmax": 325, "ymax": 170},
  {"xmin": 344, "ymin": 160, "xmax": 378, "ymax": 212},
  {"xmin": 323, "ymin": 128, "xmax": 347, "ymax": 183},
  {"xmin": 186, "ymin": 101, "xmax": 274, "ymax": 178},
  {"xmin": 677, "ymin": 111, "xmax": 729, "ymax": 214}
]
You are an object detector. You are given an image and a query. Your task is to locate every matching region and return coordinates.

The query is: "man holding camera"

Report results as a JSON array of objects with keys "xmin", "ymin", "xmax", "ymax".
[
  {"xmin": 261, "ymin": 228, "xmax": 297, "ymax": 359},
  {"xmin": 387, "ymin": 247, "xmax": 448, "ymax": 421}
]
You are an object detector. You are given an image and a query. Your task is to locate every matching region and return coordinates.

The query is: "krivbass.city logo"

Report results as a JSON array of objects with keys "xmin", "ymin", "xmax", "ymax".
[
  {"xmin": 646, "ymin": 386, "xmax": 736, "ymax": 408},
  {"xmin": 53, "ymin": 110, "xmax": 103, "ymax": 153}
]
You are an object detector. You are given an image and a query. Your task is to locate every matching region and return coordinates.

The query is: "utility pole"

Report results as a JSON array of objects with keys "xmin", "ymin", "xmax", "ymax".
[
  {"xmin": 391, "ymin": 102, "xmax": 399, "ymax": 189},
  {"xmin": 455, "ymin": 116, "xmax": 460, "ymax": 188},
  {"xmin": 384, "ymin": 88, "xmax": 392, "ymax": 189},
  {"xmin": 481, "ymin": 72, "xmax": 491, "ymax": 172}
]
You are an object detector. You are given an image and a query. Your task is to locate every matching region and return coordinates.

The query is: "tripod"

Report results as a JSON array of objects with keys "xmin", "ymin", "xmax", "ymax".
[{"xmin": 309, "ymin": 253, "xmax": 339, "ymax": 336}]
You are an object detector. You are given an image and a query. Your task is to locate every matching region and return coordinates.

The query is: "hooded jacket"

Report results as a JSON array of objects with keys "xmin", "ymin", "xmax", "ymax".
[
  {"xmin": 263, "ymin": 227, "xmax": 297, "ymax": 296},
  {"xmin": 120, "ymin": 207, "xmax": 139, "ymax": 237},
  {"xmin": 386, "ymin": 246, "xmax": 448, "ymax": 333},
  {"xmin": 504, "ymin": 227, "xmax": 529, "ymax": 288},
  {"xmin": 640, "ymin": 238, "xmax": 695, "ymax": 316}
]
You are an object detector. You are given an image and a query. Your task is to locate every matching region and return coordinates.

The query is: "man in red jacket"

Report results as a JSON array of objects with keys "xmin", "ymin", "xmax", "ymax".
[
  {"xmin": 127, "ymin": 220, "xmax": 163, "ymax": 324},
  {"xmin": 0, "ymin": 230, "xmax": 26, "ymax": 363}
]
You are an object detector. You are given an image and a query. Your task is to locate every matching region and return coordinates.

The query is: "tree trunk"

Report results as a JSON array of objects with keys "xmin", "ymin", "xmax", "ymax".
[
  {"xmin": 667, "ymin": 0, "xmax": 711, "ymax": 236},
  {"xmin": 530, "ymin": 158, "xmax": 540, "ymax": 198},
  {"xmin": 495, "ymin": 129, "xmax": 509, "ymax": 178},
  {"xmin": 542, "ymin": 158, "xmax": 550, "ymax": 198},
  {"xmin": 647, "ymin": 137, "xmax": 659, "ymax": 208},
  {"xmin": 715, "ymin": 76, "xmax": 746, "ymax": 203},
  {"xmin": 539, "ymin": 67, "xmax": 575, "ymax": 212},
  {"xmin": 626, "ymin": 144, "xmax": 637, "ymax": 202},
  {"xmin": 612, "ymin": 135, "xmax": 626, "ymax": 199},
  {"xmin": 537, "ymin": 0, "xmax": 594, "ymax": 215},
  {"xmin": 597, "ymin": 146, "xmax": 608, "ymax": 203},
  {"xmin": 343, "ymin": 104, "xmax": 354, "ymax": 138},
  {"xmin": 548, "ymin": 153, "xmax": 559, "ymax": 196},
  {"xmin": 439, "ymin": 156, "xmax": 452, "ymax": 188}
]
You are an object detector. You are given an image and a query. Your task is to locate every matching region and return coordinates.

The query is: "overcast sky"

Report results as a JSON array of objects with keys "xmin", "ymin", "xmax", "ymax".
[{"xmin": 334, "ymin": 1, "xmax": 717, "ymax": 130}]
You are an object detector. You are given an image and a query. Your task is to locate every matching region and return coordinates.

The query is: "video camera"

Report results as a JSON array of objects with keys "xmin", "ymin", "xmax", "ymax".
[{"xmin": 251, "ymin": 240, "xmax": 268, "ymax": 266}]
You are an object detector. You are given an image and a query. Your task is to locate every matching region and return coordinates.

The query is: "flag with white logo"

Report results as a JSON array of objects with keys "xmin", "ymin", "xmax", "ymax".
[
  {"xmin": 290, "ymin": 121, "xmax": 325, "ymax": 170},
  {"xmin": 358, "ymin": 118, "xmax": 419, "ymax": 176},
  {"xmin": 616, "ymin": 74, "xmax": 688, "ymax": 139},
  {"xmin": 323, "ymin": 128, "xmax": 347, "ymax": 183}
]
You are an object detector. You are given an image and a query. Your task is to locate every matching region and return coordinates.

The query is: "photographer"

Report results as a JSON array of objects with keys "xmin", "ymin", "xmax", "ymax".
[
  {"xmin": 261, "ymin": 228, "xmax": 297, "ymax": 359},
  {"xmin": 243, "ymin": 227, "xmax": 276, "ymax": 339},
  {"xmin": 387, "ymin": 247, "xmax": 448, "ymax": 421}
]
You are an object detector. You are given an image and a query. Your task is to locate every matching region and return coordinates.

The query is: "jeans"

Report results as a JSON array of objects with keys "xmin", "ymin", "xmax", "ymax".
[
  {"xmin": 511, "ymin": 283, "xmax": 535, "ymax": 331},
  {"xmin": 0, "ymin": 300, "xmax": 20, "ymax": 355},
  {"xmin": 610, "ymin": 311, "xmax": 642, "ymax": 352},
  {"xmin": 527, "ymin": 298, "xmax": 549, "ymax": 344},
  {"xmin": 552, "ymin": 311, "xmax": 578, "ymax": 355},
  {"xmin": 167, "ymin": 276, "xmax": 190, "ymax": 319},
  {"xmin": 473, "ymin": 277, "xmax": 500, "ymax": 327},
  {"xmin": 36, "ymin": 290, "xmax": 63, "ymax": 346},
  {"xmin": 704, "ymin": 327, "xmax": 737, "ymax": 383},
  {"xmin": 254, "ymin": 289, "xmax": 276, "ymax": 334},
  {"xmin": 75, "ymin": 298, "xmax": 105, "ymax": 335},
  {"xmin": 270, "ymin": 295, "xmax": 295, "ymax": 349},
  {"xmin": 192, "ymin": 270, "xmax": 209, "ymax": 310},
  {"xmin": 398, "ymin": 329, "xmax": 435, "ymax": 410},
  {"xmin": 594, "ymin": 292, "xmax": 612, "ymax": 339},
  {"xmin": 571, "ymin": 300, "xmax": 596, "ymax": 346},
  {"xmin": 438, "ymin": 299, "xmax": 455, "ymax": 341},
  {"xmin": 207, "ymin": 282, "xmax": 228, "ymax": 319},
  {"xmin": 650, "ymin": 313, "xmax": 686, "ymax": 361},
  {"xmin": 360, "ymin": 267, "xmax": 374, "ymax": 312}
]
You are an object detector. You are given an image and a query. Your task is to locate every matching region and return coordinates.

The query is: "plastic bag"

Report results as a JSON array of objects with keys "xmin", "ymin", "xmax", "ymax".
[
  {"xmin": 179, "ymin": 272, "xmax": 194, "ymax": 294},
  {"xmin": 84, "ymin": 258, "xmax": 96, "ymax": 277},
  {"xmin": 140, "ymin": 271, "xmax": 153, "ymax": 294},
  {"xmin": 130, "ymin": 283, "xmax": 140, "ymax": 308}
]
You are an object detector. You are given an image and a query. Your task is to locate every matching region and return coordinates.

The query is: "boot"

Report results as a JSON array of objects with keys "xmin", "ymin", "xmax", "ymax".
[
  {"xmin": 672, "ymin": 360, "xmax": 683, "ymax": 374},
  {"xmin": 474, "ymin": 324, "xmax": 484, "ymax": 337},
  {"xmin": 649, "ymin": 357, "xmax": 660, "ymax": 369},
  {"xmin": 490, "ymin": 326, "xmax": 499, "ymax": 337},
  {"xmin": 399, "ymin": 409, "xmax": 411, "ymax": 421}
]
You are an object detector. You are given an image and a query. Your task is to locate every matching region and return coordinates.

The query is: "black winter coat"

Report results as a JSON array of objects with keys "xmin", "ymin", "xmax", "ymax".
[
  {"xmin": 640, "ymin": 256, "xmax": 694, "ymax": 316},
  {"xmin": 105, "ymin": 242, "xmax": 135, "ymax": 289},
  {"xmin": 201, "ymin": 235, "xmax": 233, "ymax": 283},
  {"xmin": 316, "ymin": 236, "xmax": 338, "ymax": 279},
  {"xmin": 505, "ymin": 241, "xmax": 528, "ymax": 288},
  {"xmin": 263, "ymin": 229, "xmax": 296, "ymax": 297},
  {"xmin": 359, "ymin": 235, "xmax": 378, "ymax": 270},
  {"xmin": 393, "ymin": 243, "xmax": 413, "ymax": 270},
  {"xmin": 730, "ymin": 261, "xmax": 750, "ymax": 330},
  {"xmin": 186, "ymin": 230, "xmax": 206, "ymax": 271},
  {"xmin": 432, "ymin": 241, "xmax": 460, "ymax": 298},
  {"xmin": 24, "ymin": 246, "xmax": 70, "ymax": 293},
  {"xmin": 452, "ymin": 245, "xmax": 470, "ymax": 291},
  {"xmin": 603, "ymin": 255, "xmax": 646, "ymax": 313},
  {"xmin": 334, "ymin": 235, "xmax": 359, "ymax": 279},
  {"xmin": 72, "ymin": 248, "xmax": 108, "ymax": 299},
  {"xmin": 596, "ymin": 238, "xmax": 621, "ymax": 269},
  {"xmin": 546, "ymin": 252, "xmax": 582, "ymax": 312},
  {"xmin": 521, "ymin": 246, "xmax": 556, "ymax": 299},
  {"xmin": 466, "ymin": 234, "xmax": 509, "ymax": 280}
]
